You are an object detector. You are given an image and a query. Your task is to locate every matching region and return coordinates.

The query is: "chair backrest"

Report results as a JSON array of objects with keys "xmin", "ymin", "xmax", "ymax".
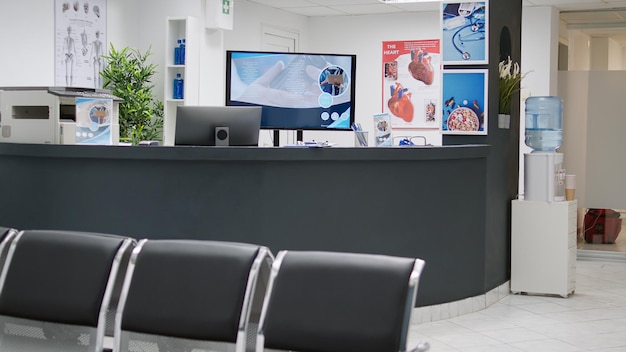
[
  {"xmin": 0, "ymin": 229, "xmax": 135, "ymax": 352},
  {"xmin": 0, "ymin": 227, "xmax": 16, "ymax": 239},
  {"xmin": 0, "ymin": 227, "xmax": 18, "ymax": 279},
  {"xmin": 257, "ymin": 250, "xmax": 426, "ymax": 352},
  {"xmin": 114, "ymin": 239, "xmax": 274, "ymax": 352}
]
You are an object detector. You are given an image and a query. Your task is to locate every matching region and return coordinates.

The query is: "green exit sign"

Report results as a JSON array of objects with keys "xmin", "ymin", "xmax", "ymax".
[{"xmin": 222, "ymin": 0, "xmax": 230, "ymax": 15}]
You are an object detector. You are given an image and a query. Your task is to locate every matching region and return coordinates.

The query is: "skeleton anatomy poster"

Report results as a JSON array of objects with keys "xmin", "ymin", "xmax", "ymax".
[{"xmin": 55, "ymin": 0, "xmax": 107, "ymax": 88}]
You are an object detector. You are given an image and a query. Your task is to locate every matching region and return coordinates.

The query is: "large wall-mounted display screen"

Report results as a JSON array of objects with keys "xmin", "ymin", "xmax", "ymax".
[{"xmin": 226, "ymin": 51, "xmax": 356, "ymax": 131}]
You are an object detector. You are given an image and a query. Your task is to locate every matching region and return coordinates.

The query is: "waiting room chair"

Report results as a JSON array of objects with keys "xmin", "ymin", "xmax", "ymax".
[
  {"xmin": 0, "ymin": 229, "xmax": 135, "ymax": 352},
  {"xmin": 0, "ymin": 227, "xmax": 17, "ymax": 240},
  {"xmin": 114, "ymin": 239, "xmax": 274, "ymax": 352},
  {"xmin": 0, "ymin": 227, "xmax": 18, "ymax": 275},
  {"xmin": 256, "ymin": 250, "xmax": 429, "ymax": 352}
]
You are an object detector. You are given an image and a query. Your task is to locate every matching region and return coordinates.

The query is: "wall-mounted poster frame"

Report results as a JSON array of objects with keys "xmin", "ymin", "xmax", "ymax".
[
  {"xmin": 382, "ymin": 39, "xmax": 441, "ymax": 130},
  {"xmin": 441, "ymin": 69, "xmax": 488, "ymax": 135},
  {"xmin": 55, "ymin": 0, "xmax": 107, "ymax": 88},
  {"xmin": 441, "ymin": 1, "xmax": 488, "ymax": 65}
]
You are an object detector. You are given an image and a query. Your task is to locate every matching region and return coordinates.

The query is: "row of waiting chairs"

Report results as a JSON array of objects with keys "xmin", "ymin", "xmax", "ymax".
[{"xmin": 0, "ymin": 227, "xmax": 429, "ymax": 352}]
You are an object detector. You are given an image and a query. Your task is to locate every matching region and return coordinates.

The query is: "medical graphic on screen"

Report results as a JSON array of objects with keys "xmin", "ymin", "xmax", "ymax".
[{"xmin": 226, "ymin": 51, "xmax": 356, "ymax": 131}]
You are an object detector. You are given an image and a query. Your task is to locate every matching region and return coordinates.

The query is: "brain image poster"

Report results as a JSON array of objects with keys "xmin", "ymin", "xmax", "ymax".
[{"xmin": 382, "ymin": 39, "xmax": 441, "ymax": 129}]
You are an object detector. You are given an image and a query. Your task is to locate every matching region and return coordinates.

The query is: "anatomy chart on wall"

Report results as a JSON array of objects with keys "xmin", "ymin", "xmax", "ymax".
[
  {"xmin": 55, "ymin": 0, "xmax": 107, "ymax": 88},
  {"xmin": 441, "ymin": 1, "xmax": 488, "ymax": 65},
  {"xmin": 382, "ymin": 39, "xmax": 441, "ymax": 129}
]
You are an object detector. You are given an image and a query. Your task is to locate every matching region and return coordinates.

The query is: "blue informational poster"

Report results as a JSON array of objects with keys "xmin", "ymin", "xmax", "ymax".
[
  {"xmin": 441, "ymin": 69, "xmax": 488, "ymax": 135},
  {"xmin": 75, "ymin": 97, "xmax": 113, "ymax": 145},
  {"xmin": 373, "ymin": 113, "xmax": 393, "ymax": 146},
  {"xmin": 441, "ymin": 1, "xmax": 488, "ymax": 65}
]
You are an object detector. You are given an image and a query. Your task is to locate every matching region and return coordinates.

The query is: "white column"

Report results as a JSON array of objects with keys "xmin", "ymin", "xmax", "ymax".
[{"xmin": 520, "ymin": 6, "xmax": 560, "ymax": 196}]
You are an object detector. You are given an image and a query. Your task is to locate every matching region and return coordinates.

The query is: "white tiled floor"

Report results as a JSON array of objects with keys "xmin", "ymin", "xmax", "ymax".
[{"xmin": 408, "ymin": 258, "xmax": 626, "ymax": 351}]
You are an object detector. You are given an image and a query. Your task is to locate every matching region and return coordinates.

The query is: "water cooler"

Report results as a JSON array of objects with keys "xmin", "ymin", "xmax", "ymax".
[
  {"xmin": 525, "ymin": 152, "xmax": 565, "ymax": 202},
  {"xmin": 512, "ymin": 96, "xmax": 576, "ymax": 297},
  {"xmin": 523, "ymin": 96, "xmax": 565, "ymax": 202}
]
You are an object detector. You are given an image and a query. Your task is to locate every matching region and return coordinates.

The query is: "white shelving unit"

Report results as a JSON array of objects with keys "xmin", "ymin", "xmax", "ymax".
[
  {"xmin": 511, "ymin": 199, "xmax": 577, "ymax": 297},
  {"xmin": 163, "ymin": 16, "xmax": 200, "ymax": 146}
]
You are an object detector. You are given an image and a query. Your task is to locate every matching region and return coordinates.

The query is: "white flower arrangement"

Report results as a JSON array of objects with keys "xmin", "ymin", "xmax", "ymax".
[{"xmin": 498, "ymin": 56, "xmax": 526, "ymax": 115}]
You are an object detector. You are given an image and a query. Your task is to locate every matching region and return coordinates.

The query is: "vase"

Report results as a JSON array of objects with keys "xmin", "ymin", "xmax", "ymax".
[{"xmin": 498, "ymin": 113, "xmax": 511, "ymax": 129}]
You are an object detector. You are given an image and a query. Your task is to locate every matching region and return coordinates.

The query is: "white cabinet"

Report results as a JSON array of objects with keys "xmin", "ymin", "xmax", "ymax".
[
  {"xmin": 511, "ymin": 200, "xmax": 577, "ymax": 297},
  {"xmin": 163, "ymin": 16, "xmax": 200, "ymax": 146}
]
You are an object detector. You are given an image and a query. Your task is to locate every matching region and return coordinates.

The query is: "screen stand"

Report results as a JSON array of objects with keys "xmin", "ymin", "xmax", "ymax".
[
  {"xmin": 273, "ymin": 130, "xmax": 280, "ymax": 147},
  {"xmin": 272, "ymin": 130, "xmax": 303, "ymax": 146}
]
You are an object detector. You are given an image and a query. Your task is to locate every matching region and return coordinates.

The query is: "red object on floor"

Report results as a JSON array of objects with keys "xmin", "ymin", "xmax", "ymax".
[{"xmin": 584, "ymin": 208, "xmax": 623, "ymax": 244}]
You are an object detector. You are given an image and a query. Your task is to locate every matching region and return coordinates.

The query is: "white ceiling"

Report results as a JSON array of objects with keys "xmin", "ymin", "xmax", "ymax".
[{"xmin": 247, "ymin": 0, "xmax": 626, "ymax": 46}]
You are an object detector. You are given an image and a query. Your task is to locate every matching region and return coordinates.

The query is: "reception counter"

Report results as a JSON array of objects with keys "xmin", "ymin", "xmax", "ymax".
[{"xmin": 0, "ymin": 143, "xmax": 492, "ymax": 307}]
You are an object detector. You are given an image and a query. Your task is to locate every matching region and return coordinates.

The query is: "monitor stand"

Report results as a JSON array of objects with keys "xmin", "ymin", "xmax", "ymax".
[
  {"xmin": 273, "ymin": 130, "xmax": 280, "ymax": 147},
  {"xmin": 273, "ymin": 129, "xmax": 304, "ymax": 147}
]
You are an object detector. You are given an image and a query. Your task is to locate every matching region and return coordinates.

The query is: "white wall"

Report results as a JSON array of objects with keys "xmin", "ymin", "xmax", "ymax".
[
  {"xmin": 224, "ymin": 0, "xmax": 309, "ymax": 52},
  {"xmin": 559, "ymin": 71, "xmax": 626, "ymax": 210},
  {"xmin": 589, "ymin": 37, "xmax": 623, "ymax": 70},
  {"xmin": 608, "ymin": 37, "xmax": 623, "ymax": 70},
  {"xmin": 0, "ymin": 0, "xmax": 147, "ymax": 87},
  {"xmin": 558, "ymin": 71, "xmax": 589, "ymax": 209},
  {"xmin": 0, "ymin": 0, "xmax": 55, "ymax": 86},
  {"xmin": 568, "ymin": 30, "xmax": 591, "ymax": 71},
  {"xmin": 590, "ymin": 37, "xmax": 610, "ymax": 70}
]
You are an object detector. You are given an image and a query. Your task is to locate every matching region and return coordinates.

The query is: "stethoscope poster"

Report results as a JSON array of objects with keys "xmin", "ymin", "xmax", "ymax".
[
  {"xmin": 441, "ymin": 1, "xmax": 488, "ymax": 65},
  {"xmin": 382, "ymin": 39, "xmax": 441, "ymax": 129},
  {"xmin": 441, "ymin": 69, "xmax": 488, "ymax": 135}
]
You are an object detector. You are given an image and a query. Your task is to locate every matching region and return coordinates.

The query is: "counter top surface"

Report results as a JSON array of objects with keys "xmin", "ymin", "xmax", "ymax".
[{"xmin": 0, "ymin": 143, "xmax": 490, "ymax": 161}]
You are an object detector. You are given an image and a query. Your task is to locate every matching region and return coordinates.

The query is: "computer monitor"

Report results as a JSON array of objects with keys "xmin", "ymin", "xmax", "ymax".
[{"xmin": 174, "ymin": 105, "xmax": 262, "ymax": 146}]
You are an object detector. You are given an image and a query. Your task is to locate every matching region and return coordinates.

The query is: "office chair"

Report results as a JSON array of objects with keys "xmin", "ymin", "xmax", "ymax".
[
  {"xmin": 0, "ymin": 229, "xmax": 135, "ymax": 352},
  {"xmin": 114, "ymin": 239, "xmax": 274, "ymax": 352},
  {"xmin": 256, "ymin": 250, "xmax": 429, "ymax": 352}
]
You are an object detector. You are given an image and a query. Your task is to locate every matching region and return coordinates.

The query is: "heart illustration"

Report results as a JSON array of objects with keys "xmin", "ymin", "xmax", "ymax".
[
  {"xmin": 387, "ymin": 82, "xmax": 414, "ymax": 123},
  {"xmin": 408, "ymin": 49, "xmax": 434, "ymax": 86}
]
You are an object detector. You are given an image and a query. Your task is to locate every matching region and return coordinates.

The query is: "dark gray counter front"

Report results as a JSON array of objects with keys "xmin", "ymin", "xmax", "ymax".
[{"xmin": 0, "ymin": 143, "xmax": 491, "ymax": 307}]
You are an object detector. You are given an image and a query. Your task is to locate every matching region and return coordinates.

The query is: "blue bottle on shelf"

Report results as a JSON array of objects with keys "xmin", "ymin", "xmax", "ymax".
[
  {"xmin": 173, "ymin": 73, "xmax": 184, "ymax": 99},
  {"xmin": 524, "ymin": 96, "xmax": 563, "ymax": 152},
  {"xmin": 174, "ymin": 39, "xmax": 181, "ymax": 65},
  {"xmin": 179, "ymin": 38, "xmax": 186, "ymax": 64}
]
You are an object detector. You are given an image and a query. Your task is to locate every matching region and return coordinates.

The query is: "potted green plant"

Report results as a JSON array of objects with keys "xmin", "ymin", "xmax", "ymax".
[{"xmin": 100, "ymin": 44, "xmax": 163, "ymax": 145}]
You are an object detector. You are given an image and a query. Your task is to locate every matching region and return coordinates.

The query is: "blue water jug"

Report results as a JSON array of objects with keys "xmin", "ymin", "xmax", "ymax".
[{"xmin": 525, "ymin": 96, "xmax": 563, "ymax": 152}]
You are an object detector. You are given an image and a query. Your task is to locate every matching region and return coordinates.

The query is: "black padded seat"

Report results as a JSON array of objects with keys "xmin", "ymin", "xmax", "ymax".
[
  {"xmin": 0, "ymin": 227, "xmax": 12, "ymax": 237},
  {"xmin": 115, "ymin": 239, "xmax": 274, "ymax": 352},
  {"xmin": 257, "ymin": 250, "xmax": 428, "ymax": 352},
  {"xmin": 0, "ymin": 227, "xmax": 18, "ymax": 279},
  {"xmin": 0, "ymin": 229, "xmax": 135, "ymax": 352}
]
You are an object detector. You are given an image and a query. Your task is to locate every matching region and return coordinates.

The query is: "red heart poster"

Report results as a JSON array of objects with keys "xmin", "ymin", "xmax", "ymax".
[{"xmin": 382, "ymin": 40, "xmax": 441, "ymax": 129}]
